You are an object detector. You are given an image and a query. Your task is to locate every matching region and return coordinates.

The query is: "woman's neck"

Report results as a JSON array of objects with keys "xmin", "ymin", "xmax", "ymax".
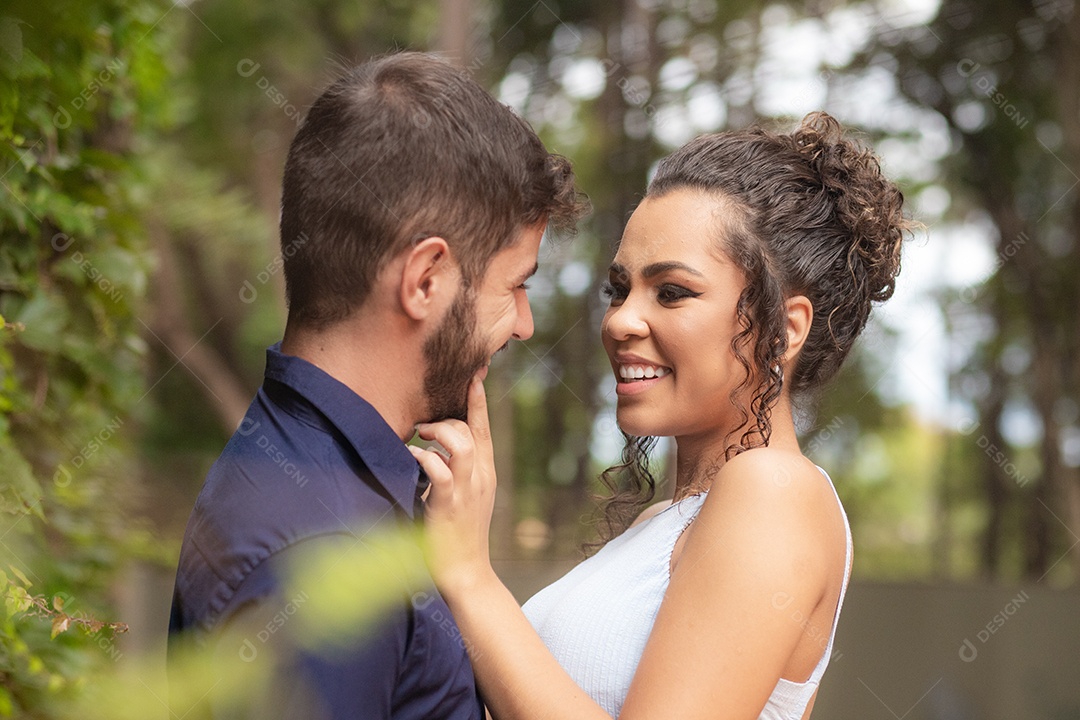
[{"xmin": 671, "ymin": 394, "xmax": 802, "ymax": 500}]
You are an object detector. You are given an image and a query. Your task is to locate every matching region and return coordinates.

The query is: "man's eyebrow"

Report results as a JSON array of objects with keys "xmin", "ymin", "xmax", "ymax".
[
  {"xmin": 517, "ymin": 262, "xmax": 539, "ymax": 283},
  {"xmin": 608, "ymin": 261, "xmax": 705, "ymax": 279}
]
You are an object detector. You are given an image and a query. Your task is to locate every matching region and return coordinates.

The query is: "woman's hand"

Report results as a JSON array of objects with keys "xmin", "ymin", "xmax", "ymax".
[
  {"xmin": 412, "ymin": 378, "xmax": 611, "ymax": 720},
  {"xmin": 410, "ymin": 375, "xmax": 498, "ymax": 595}
]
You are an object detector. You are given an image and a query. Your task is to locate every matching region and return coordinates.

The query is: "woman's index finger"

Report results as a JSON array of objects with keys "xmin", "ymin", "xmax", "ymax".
[{"xmin": 467, "ymin": 375, "xmax": 492, "ymax": 443}]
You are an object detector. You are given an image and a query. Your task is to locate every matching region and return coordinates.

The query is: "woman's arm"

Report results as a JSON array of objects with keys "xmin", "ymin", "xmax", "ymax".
[
  {"xmin": 412, "ymin": 378, "xmax": 610, "ymax": 719},
  {"xmin": 620, "ymin": 448, "xmax": 838, "ymax": 719},
  {"xmin": 412, "ymin": 378, "xmax": 838, "ymax": 720}
]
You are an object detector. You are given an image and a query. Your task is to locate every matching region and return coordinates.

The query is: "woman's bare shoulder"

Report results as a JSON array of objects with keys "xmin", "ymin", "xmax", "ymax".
[
  {"xmin": 713, "ymin": 446, "xmax": 823, "ymax": 493},
  {"xmin": 692, "ymin": 447, "xmax": 842, "ymax": 567}
]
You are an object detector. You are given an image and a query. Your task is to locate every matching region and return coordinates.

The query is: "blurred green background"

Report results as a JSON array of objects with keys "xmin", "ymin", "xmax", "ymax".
[{"xmin": 2, "ymin": 0, "xmax": 1078, "ymax": 717}]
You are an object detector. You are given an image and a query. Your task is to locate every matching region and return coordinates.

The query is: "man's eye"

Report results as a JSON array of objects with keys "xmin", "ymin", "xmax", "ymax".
[
  {"xmin": 517, "ymin": 282, "xmax": 531, "ymax": 291},
  {"xmin": 657, "ymin": 284, "xmax": 701, "ymax": 303}
]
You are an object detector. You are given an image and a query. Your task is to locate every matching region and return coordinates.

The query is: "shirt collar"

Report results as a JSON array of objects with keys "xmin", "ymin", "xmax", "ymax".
[{"xmin": 263, "ymin": 342, "xmax": 422, "ymax": 519}]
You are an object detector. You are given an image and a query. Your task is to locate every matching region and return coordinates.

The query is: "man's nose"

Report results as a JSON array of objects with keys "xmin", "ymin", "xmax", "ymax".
[{"xmin": 512, "ymin": 291, "xmax": 534, "ymax": 341}]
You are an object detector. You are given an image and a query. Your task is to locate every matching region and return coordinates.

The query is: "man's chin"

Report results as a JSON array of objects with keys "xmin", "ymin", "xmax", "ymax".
[
  {"xmin": 422, "ymin": 392, "xmax": 470, "ymax": 424},
  {"xmin": 422, "ymin": 408, "xmax": 468, "ymax": 424}
]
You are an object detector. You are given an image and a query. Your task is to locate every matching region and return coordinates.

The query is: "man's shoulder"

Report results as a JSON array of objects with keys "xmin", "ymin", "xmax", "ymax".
[
  {"xmin": 173, "ymin": 462, "xmax": 402, "ymax": 638},
  {"xmin": 200, "ymin": 404, "xmax": 389, "ymax": 529},
  {"xmin": 171, "ymin": 383, "xmax": 416, "ymax": 635}
]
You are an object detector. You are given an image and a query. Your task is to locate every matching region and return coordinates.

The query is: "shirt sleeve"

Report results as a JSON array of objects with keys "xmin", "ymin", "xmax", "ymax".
[{"xmin": 208, "ymin": 541, "xmax": 411, "ymax": 720}]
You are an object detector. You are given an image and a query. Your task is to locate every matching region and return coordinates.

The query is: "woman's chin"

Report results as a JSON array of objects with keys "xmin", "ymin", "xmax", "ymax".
[{"xmin": 614, "ymin": 408, "xmax": 665, "ymax": 438}]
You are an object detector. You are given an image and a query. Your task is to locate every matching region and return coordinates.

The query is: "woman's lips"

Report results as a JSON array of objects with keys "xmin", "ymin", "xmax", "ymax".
[
  {"xmin": 615, "ymin": 373, "xmax": 669, "ymax": 396},
  {"xmin": 612, "ymin": 355, "xmax": 672, "ymax": 396}
]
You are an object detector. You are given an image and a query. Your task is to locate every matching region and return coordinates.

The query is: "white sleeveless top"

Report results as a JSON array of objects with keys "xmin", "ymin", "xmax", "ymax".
[{"xmin": 522, "ymin": 467, "xmax": 852, "ymax": 718}]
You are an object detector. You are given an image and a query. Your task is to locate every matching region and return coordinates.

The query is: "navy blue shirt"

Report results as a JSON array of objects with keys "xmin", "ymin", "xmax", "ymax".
[{"xmin": 169, "ymin": 343, "xmax": 483, "ymax": 720}]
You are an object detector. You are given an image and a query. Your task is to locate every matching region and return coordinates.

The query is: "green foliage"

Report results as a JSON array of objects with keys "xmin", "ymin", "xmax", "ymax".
[
  {"xmin": 0, "ymin": 0, "xmax": 174, "ymax": 714},
  {"xmin": 2, "ymin": 0, "xmax": 1074, "ymax": 712},
  {"xmin": 853, "ymin": 0, "xmax": 1080, "ymax": 582}
]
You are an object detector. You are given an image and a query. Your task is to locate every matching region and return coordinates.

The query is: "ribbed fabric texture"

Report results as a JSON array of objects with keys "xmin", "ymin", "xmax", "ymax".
[{"xmin": 522, "ymin": 467, "xmax": 852, "ymax": 719}]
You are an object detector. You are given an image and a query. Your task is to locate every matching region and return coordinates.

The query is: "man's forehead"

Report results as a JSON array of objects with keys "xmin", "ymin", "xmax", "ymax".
[{"xmin": 498, "ymin": 225, "xmax": 545, "ymax": 267}]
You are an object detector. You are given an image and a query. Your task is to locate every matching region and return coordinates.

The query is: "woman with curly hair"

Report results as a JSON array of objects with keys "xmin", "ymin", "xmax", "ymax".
[{"xmin": 411, "ymin": 111, "xmax": 911, "ymax": 720}]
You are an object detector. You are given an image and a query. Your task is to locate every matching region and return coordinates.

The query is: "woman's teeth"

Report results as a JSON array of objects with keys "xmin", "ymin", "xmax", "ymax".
[{"xmin": 618, "ymin": 364, "xmax": 671, "ymax": 381}]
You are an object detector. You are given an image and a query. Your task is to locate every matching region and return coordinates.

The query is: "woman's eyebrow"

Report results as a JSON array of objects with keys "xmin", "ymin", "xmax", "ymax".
[
  {"xmin": 641, "ymin": 261, "xmax": 706, "ymax": 278},
  {"xmin": 608, "ymin": 261, "xmax": 705, "ymax": 279}
]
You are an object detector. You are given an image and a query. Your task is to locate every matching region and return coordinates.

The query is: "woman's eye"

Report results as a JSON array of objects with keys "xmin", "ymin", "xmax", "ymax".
[
  {"xmin": 657, "ymin": 284, "xmax": 701, "ymax": 303},
  {"xmin": 600, "ymin": 281, "xmax": 628, "ymax": 304}
]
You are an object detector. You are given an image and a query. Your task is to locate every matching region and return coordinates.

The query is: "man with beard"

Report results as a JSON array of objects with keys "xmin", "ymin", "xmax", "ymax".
[{"xmin": 168, "ymin": 52, "xmax": 585, "ymax": 719}]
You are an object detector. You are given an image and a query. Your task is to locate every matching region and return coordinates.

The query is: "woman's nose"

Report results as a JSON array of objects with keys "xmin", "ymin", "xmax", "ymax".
[{"xmin": 603, "ymin": 298, "xmax": 649, "ymax": 341}]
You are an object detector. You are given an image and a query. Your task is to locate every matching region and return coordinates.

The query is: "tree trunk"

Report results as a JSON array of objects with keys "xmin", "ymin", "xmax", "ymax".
[
  {"xmin": 1054, "ymin": 0, "xmax": 1080, "ymax": 581},
  {"xmin": 489, "ymin": 362, "xmax": 517, "ymax": 559},
  {"xmin": 1026, "ymin": 326, "xmax": 1057, "ymax": 578},
  {"xmin": 978, "ymin": 350, "xmax": 1009, "ymax": 579},
  {"xmin": 147, "ymin": 222, "xmax": 253, "ymax": 433},
  {"xmin": 437, "ymin": 0, "xmax": 473, "ymax": 67}
]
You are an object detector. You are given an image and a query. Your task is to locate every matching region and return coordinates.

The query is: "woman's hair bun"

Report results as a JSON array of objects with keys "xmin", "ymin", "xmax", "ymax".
[
  {"xmin": 646, "ymin": 109, "xmax": 911, "ymax": 398},
  {"xmin": 791, "ymin": 111, "xmax": 909, "ymax": 304}
]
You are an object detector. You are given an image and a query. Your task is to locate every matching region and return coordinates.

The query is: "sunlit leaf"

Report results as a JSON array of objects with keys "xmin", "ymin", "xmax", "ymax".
[{"xmin": 50, "ymin": 616, "xmax": 70, "ymax": 639}]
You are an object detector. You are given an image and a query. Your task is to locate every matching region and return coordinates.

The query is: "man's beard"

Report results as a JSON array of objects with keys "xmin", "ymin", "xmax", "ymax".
[{"xmin": 421, "ymin": 286, "xmax": 490, "ymax": 422}]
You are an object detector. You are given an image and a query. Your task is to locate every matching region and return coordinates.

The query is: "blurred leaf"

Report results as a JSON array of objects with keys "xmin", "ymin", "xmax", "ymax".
[
  {"xmin": 8, "ymin": 565, "xmax": 30, "ymax": 587},
  {"xmin": 49, "ymin": 616, "xmax": 69, "ymax": 639},
  {"xmin": 6, "ymin": 586, "xmax": 32, "ymax": 616}
]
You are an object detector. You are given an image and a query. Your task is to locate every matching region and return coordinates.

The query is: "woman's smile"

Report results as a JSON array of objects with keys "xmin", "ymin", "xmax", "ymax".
[
  {"xmin": 614, "ymin": 352, "xmax": 673, "ymax": 393},
  {"xmin": 613, "ymin": 352, "xmax": 673, "ymax": 395}
]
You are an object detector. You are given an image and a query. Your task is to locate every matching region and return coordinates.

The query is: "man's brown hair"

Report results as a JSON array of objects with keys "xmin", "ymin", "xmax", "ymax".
[{"xmin": 280, "ymin": 52, "xmax": 586, "ymax": 329}]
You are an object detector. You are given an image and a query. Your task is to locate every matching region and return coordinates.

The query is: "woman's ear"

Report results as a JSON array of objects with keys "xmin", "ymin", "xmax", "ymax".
[
  {"xmin": 782, "ymin": 294, "xmax": 813, "ymax": 366},
  {"xmin": 399, "ymin": 236, "xmax": 456, "ymax": 320}
]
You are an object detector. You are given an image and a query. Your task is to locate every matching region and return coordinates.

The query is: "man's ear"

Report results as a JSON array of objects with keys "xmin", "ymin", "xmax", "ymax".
[
  {"xmin": 782, "ymin": 294, "xmax": 813, "ymax": 368},
  {"xmin": 399, "ymin": 236, "xmax": 456, "ymax": 321}
]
